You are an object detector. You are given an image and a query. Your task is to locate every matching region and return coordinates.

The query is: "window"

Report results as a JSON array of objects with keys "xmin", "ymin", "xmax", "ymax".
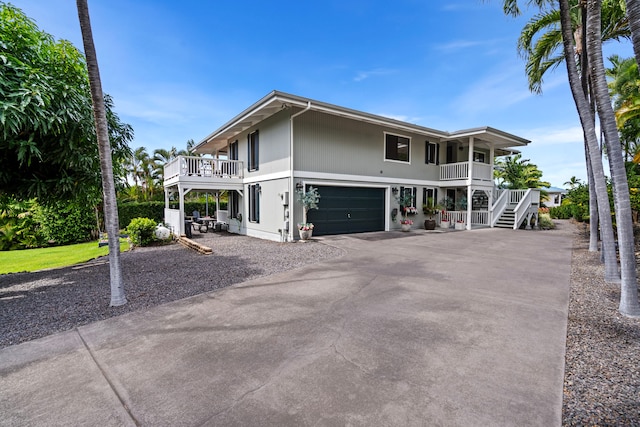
[
  {"xmin": 248, "ymin": 131, "xmax": 259, "ymax": 171},
  {"xmin": 422, "ymin": 188, "xmax": 438, "ymax": 206},
  {"xmin": 399, "ymin": 186, "xmax": 417, "ymax": 211},
  {"xmin": 473, "ymin": 151, "xmax": 486, "ymax": 163},
  {"xmin": 230, "ymin": 140, "xmax": 238, "ymax": 161},
  {"xmin": 229, "ymin": 190, "xmax": 240, "ymax": 219},
  {"xmin": 425, "ymin": 142, "xmax": 439, "ymax": 165},
  {"xmin": 248, "ymin": 184, "xmax": 260, "ymax": 222},
  {"xmin": 385, "ymin": 133, "xmax": 410, "ymax": 163}
]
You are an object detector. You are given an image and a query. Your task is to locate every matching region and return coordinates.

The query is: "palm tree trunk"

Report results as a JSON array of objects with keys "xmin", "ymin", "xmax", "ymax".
[
  {"xmin": 559, "ymin": 0, "xmax": 620, "ymax": 283},
  {"xmin": 587, "ymin": 0, "xmax": 640, "ymax": 316},
  {"xmin": 76, "ymin": 0, "xmax": 126, "ymax": 306},
  {"xmin": 626, "ymin": 0, "xmax": 640, "ymax": 68}
]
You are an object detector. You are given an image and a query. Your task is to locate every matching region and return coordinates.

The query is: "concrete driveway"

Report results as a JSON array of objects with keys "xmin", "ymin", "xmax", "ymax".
[{"xmin": 0, "ymin": 224, "xmax": 573, "ymax": 426}]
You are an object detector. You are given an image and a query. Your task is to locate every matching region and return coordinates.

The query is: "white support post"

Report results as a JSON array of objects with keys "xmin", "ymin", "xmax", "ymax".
[
  {"xmin": 466, "ymin": 137, "xmax": 474, "ymax": 230},
  {"xmin": 178, "ymin": 185, "xmax": 185, "ymax": 235}
]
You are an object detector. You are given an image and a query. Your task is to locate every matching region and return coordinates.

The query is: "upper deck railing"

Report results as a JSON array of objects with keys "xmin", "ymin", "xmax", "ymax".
[
  {"xmin": 440, "ymin": 161, "xmax": 492, "ymax": 182},
  {"xmin": 164, "ymin": 156, "xmax": 243, "ymax": 181}
]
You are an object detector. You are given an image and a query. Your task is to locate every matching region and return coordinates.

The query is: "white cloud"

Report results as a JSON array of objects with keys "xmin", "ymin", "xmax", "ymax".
[{"xmin": 353, "ymin": 68, "xmax": 396, "ymax": 82}]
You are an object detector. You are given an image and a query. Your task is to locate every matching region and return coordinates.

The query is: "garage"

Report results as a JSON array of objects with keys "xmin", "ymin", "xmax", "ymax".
[{"xmin": 306, "ymin": 185, "xmax": 386, "ymax": 236}]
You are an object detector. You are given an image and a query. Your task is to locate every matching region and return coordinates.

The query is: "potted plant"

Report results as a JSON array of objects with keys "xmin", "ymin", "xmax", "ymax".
[
  {"xmin": 400, "ymin": 218, "xmax": 413, "ymax": 232},
  {"xmin": 422, "ymin": 197, "xmax": 439, "ymax": 230},
  {"xmin": 440, "ymin": 210, "xmax": 450, "ymax": 229},
  {"xmin": 455, "ymin": 219, "xmax": 465, "ymax": 230},
  {"xmin": 395, "ymin": 190, "xmax": 415, "ymax": 231},
  {"xmin": 296, "ymin": 185, "xmax": 320, "ymax": 241}
]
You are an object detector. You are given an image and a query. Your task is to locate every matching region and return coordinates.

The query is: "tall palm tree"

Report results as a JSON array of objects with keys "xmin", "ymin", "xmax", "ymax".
[
  {"xmin": 506, "ymin": 0, "xmax": 619, "ymax": 262},
  {"xmin": 76, "ymin": 0, "xmax": 126, "ymax": 306},
  {"xmin": 562, "ymin": 0, "xmax": 621, "ymax": 283},
  {"xmin": 586, "ymin": 0, "xmax": 640, "ymax": 316},
  {"xmin": 625, "ymin": 0, "xmax": 640, "ymax": 67}
]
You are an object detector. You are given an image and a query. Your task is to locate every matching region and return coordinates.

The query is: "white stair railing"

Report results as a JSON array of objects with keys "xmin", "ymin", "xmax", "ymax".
[{"xmin": 490, "ymin": 190, "xmax": 508, "ymax": 227}]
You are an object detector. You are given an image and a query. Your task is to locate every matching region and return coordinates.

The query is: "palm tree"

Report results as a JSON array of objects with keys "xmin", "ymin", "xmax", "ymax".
[
  {"xmin": 586, "ymin": 0, "xmax": 640, "ymax": 316},
  {"xmin": 76, "ymin": 0, "xmax": 126, "ymax": 306},
  {"xmin": 564, "ymin": 176, "xmax": 583, "ymax": 188},
  {"xmin": 502, "ymin": 0, "xmax": 620, "ymax": 276},
  {"xmin": 625, "ymin": 0, "xmax": 640, "ymax": 67}
]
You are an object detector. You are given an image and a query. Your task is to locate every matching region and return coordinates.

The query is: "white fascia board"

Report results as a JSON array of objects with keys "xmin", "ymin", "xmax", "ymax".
[{"xmin": 294, "ymin": 170, "xmax": 441, "ymax": 188}]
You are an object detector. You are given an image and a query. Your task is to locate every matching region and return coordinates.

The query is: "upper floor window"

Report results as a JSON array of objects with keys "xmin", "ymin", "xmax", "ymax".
[
  {"xmin": 425, "ymin": 141, "xmax": 439, "ymax": 165},
  {"xmin": 248, "ymin": 130, "xmax": 259, "ymax": 171},
  {"xmin": 385, "ymin": 133, "xmax": 410, "ymax": 163},
  {"xmin": 230, "ymin": 140, "xmax": 238, "ymax": 161}
]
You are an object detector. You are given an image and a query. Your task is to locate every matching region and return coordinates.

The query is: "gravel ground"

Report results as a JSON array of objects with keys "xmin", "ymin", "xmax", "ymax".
[
  {"xmin": 3, "ymin": 226, "xmax": 640, "ymax": 424},
  {"xmin": 0, "ymin": 232, "xmax": 344, "ymax": 349},
  {"xmin": 563, "ymin": 224, "xmax": 640, "ymax": 426}
]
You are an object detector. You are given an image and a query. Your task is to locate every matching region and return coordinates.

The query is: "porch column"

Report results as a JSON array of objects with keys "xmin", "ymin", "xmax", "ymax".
[
  {"xmin": 178, "ymin": 184, "xmax": 185, "ymax": 235},
  {"xmin": 489, "ymin": 143, "xmax": 495, "ymax": 227},
  {"xmin": 466, "ymin": 137, "xmax": 474, "ymax": 230}
]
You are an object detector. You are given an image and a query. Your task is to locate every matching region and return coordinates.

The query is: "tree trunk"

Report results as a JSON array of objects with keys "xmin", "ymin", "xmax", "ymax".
[
  {"xmin": 626, "ymin": 0, "xmax": 640, "ymax": 68},
  {"xmin": 559, "ymin": 0, "xmax": 620, "ymax": 283},
  {"xmin": 76, "ymin": 0, "xmax": 127, "ymax": 306},
  {"xmin": 587, "ymin": 0, "xmax": 640, "ymax": 316}
]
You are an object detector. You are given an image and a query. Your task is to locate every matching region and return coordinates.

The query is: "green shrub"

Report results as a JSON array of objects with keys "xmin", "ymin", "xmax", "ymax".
[
  {"xmin": 0, "ymin": 198, "xmax": 45, "ymax": 250},
  {"xmin": 32, "ymin": 200, "xmax": 94, "ymax": 246},
  {"xmin": 118, "ymin": 202, "xmax": 165, "ymax": 229},
  {"xmin": 538, "ymin": 213, "xmax": 555, "ymax": 230},
  {"xmin": 126, "ymin": 217, "xmax": 158, "ymax": 246}
]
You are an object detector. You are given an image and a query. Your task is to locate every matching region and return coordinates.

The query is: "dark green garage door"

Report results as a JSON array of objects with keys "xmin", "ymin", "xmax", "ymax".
[{"xmin": 307, "ymin": 186, "xmax": 385, "ymax": 236}]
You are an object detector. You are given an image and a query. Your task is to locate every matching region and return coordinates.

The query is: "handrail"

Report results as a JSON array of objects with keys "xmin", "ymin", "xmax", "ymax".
[
  {"xmin": 440, "ymin": 161, "xmax": 492, "ymax": 181},
  {"xmin": 512, "ymin": 189, "xmax": 540, "ymax": 229},
  {"xmin": 490, "ymin": 190, "xmax": 508, "ymax": 227}
]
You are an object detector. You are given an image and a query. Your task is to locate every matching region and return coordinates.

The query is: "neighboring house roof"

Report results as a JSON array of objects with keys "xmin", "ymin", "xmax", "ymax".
[
  {"xmin": 194, "ymin": 90, "xmax": 531, "ymax": 155},
  {"xmin": 547, "ymin": 186, "xmax": 568, "ymax": 194}
]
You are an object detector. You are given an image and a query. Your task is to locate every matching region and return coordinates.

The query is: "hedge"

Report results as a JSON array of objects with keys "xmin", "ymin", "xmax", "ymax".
[{"xmin": 117, "ymin": 201, "xmax": 228, "ymax": 229}]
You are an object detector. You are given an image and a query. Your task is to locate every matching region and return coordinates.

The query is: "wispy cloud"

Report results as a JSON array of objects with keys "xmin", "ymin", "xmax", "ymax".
[
  {"xmin": 434, "ymin": 39, "xmax": 503, "ymax": 53},
  {"xmin": 353, "ymin": 68, "xmax": 396, "ymax": 82}
]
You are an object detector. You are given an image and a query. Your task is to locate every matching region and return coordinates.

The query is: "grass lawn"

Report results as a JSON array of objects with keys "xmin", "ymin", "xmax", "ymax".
[{"xmin": 0, "ymin": 239, "xmax": 130, "ymax": 274}]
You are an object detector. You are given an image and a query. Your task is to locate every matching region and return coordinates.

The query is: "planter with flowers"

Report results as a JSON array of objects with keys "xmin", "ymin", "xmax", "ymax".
[
  {"xmin": 296, "ymin": 185, "xmax": 321, "ymax": 241},
  {"xmin": 400, "ymin": 218, "xmax": 413, "ymax": 232},
  {"xmin": 455, "ymin": 219, "xmax": 465, "ymax": 230},
  {"xmin": 440, "ymin": 211, "xmax": 450, "ymax": 229},
  {"xmin": 422, "ymin": 198, "xmax": 440, "ymax": 230},
  {"xmin": 395, "ymin": 190, "xmax": 415, "ymax": 232},
  {"xmin": 403, "ymin": 206, "xmax": 418, "ymax": 215}
]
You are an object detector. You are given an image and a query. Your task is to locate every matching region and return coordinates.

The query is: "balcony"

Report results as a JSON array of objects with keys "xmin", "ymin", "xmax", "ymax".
[
  {"xmin": 439, "ymin": 161, "xmax": 493, "ymax": 183},
  {"xmin": 164, "ymin": 156, "xmax": 243, "ymax": 187}
]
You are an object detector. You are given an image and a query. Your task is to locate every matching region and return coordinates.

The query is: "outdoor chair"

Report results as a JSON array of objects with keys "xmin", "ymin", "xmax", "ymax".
[{"xmin": 192, "ymin": 210, "xmax": 208, "ymax": 233}]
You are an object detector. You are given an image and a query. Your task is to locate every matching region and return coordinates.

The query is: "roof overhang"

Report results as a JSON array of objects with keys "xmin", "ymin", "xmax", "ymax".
[{"xmin": 194, "ymin": 92, "xmax": 531, "ymax": 155}]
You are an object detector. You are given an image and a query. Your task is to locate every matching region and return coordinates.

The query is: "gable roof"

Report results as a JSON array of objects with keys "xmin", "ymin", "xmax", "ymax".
[{"xmin": 194, "ymin": 90, "xmax": 530, "ymax": 154}]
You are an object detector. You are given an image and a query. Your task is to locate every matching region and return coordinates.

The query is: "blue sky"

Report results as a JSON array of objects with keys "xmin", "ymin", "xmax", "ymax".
[{"xmin": 11, "ymin": 0, "xmax": 635, "ymax": 187}]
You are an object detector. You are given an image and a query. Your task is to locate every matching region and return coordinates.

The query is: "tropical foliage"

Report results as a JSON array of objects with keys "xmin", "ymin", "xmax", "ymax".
[
  {"xmin": 494, "ymin": 154, "xmax": 551, "ymax": 191},
  {"xmin": 0, "ymin": 3, "xmax": 133, "ymax": 204}
]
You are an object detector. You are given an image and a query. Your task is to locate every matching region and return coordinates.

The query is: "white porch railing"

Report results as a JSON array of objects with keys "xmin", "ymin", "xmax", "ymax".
[
  {"xmin": 436, "ymin": 210, "xmax": 490, "ymax": 226},
  {"xmin": 440, "ymin": 161, "xmax": 492, "ymax": 181},
  {"xmin": 164, "ymin": 156, "xmax": 243, "ymax": 181},
  {"xmin": 513, "ymin": 189, "xmax": 540, "ymax": 229}
]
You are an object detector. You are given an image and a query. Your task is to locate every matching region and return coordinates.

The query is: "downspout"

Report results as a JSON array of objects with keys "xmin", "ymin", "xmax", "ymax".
[{"xmin": 289, "ymin": 101, "xmax": 312, "ymax": 241}]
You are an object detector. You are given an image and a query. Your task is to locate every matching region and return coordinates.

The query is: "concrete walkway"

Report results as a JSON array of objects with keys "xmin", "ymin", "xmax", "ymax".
[{"xmin": 0, "ymin": 224, "xmax": 574, "ymax": 426}]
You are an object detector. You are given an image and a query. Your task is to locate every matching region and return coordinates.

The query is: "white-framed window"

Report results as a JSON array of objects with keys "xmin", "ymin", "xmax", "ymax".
[
  {"xmin": 248, "ymin": 184, "xmax": 260, "ymax": 223},
  {"xmin": 422, "ymin": 187, "xmax": 438, "ymax": 206},
  {"xmin": 473, "ymin": 151, "xmax": 486, "ymax": 163},
  {"xmin": 425, "ymin": 141, "xmax": 439, "ymax": 165},
  {"xmin": 384, "ymin": 132, "xmax": 410, "ymax": 163},
  {"xmin": 248, "ymin": 131, "xmax": 259, "ymax": 171}
]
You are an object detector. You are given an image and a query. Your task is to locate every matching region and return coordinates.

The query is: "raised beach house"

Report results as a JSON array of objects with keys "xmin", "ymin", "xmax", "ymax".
[{"xmin": 163, "ymin": 91, "xmax": 540, "ymax": 241}]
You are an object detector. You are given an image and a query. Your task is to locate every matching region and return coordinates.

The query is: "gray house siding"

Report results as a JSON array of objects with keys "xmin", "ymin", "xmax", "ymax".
[
  {"xmin": 236, "ymin": 109, "xmax": 291, "ymax": 178},
  {"xmin": 293, "ymin": 111, "xmax": 440, "ymax": 182},
  {"xmin": 243, "ymin": 177, "xmax": 290, "ymax": 241}
]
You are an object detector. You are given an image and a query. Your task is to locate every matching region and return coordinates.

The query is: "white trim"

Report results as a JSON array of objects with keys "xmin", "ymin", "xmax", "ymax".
[
  {"xmin": 383, "ymin": 131, "xmax": 411, "ymax": 164},
  {"xmin": 294, "ymin": 170, "xmax": 440, "ymax": 188},
  {"xmin": 243, "ymin": 171, "xmax": 290, "ymax": 184},
  {"xmin": 245, "ymin": 227, "xmax": 282, "ymax": 242}
]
